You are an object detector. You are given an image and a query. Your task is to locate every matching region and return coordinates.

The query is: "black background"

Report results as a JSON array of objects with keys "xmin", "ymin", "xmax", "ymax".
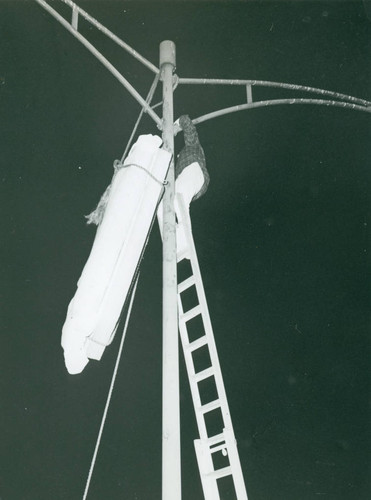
[{"xmin": 1, "ymin": 1, "xmax": 370, "ymax": 499}]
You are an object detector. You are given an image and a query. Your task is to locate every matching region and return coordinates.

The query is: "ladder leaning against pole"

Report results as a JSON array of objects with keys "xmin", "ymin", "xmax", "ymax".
[{"xmin": 175, "ymin": 193, "xmax": 248, "ymax": 500}]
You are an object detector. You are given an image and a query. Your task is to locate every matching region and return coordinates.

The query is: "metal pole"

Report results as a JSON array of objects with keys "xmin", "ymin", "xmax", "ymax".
[{"xmin": 159, "ymin": 41, "xmax": 181, "ymax": 500}]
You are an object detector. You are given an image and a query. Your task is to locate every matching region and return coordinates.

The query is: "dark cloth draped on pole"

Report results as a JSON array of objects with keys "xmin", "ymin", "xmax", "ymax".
[{"xmin": 176, "ymin": 115, "xmax": 210, "ymax": 201}]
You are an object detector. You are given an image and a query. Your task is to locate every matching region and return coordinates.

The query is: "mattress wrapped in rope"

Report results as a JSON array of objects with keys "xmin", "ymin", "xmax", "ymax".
[{"xmin": 61, "ymin": 135, "xmax": 171, "ymax": 374}]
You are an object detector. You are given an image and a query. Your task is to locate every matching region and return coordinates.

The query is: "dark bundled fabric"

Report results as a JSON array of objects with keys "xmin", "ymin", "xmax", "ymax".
[{"xmin": 175, "ymin": 115, "xmax": 210, "ymax": 201}]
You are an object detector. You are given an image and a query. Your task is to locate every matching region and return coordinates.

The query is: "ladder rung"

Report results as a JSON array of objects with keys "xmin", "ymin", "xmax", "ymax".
[
  {"xmin": 207, "ymin": 432, "xmax": 225, "ymax": 446},
  {"xmin": 193, "ymin": 366, "xmax": 214, "ymax": 382},
  {"xmin": 186, "ymin": 335, "xmax": 208, "ymax": 352},
  {"xmin": 200, "ymin": 399, "xmax": 221, "ymax": 414},
  {"xmin": 181, "ymin": 304, "xmax": 202, "ymax": 323},
  {"xmin": 177, "ymin": 248, "xmax": 190, "ymax": 262},
  {"xmin": 210, "ymin": 443, "xmax": 228, "ymax": 454},
  {"xmin": 178, "ymin": 275, "xmax": 196, "ymax": 293},
  {"xmin": 207, "ymin": 466, "xmax": 232, "ymax": 479}
]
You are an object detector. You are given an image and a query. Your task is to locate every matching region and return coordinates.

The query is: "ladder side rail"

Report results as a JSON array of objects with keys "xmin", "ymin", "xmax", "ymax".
[
  {"xmin": 176, "ymin": 210, "xmax": 230, "ymax": 441},
  {"xmin": 176, "ymin": 194, "xmax": 237, "ymax": 434},
  {"xmin": 177, "ymin": 297, "xmax": 210, "ymax": 441},
  {"xmin": 224, "ymin": 427, "xmax": 249, "ymax": 500},
  {"xmin": 176, "ymin": 193, "xmax": 248, "ymax": 499},
  {"xmin": 158, "ymin": 204, "xmax": 210, "ymax": 442},
  {"xmin": 186, "ymin": 239, "xmax": 249, "ymax": 500},
  {"xmin": 194, "ymin": 439, "xmax": 221, "ymax": 500}
]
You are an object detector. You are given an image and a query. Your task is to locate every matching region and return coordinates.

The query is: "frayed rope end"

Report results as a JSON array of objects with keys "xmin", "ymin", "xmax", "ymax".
[
  {"xmin": 85, "ymin": 160, "xmax": 123, "ymax": 226},
  {"xmin": 85, "ymin": 182, "xmax": 114, "ymax": 226}
]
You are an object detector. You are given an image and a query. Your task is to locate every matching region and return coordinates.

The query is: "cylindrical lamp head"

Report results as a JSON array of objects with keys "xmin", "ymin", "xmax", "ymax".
[{"xmin": 159, "ymin": 40, "xmax": 176, "ymax": 68}]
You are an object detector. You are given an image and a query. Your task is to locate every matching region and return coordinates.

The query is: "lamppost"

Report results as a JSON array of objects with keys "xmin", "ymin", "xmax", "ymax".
[
  {"xmin": 159, "ymin": 40, "xmax": 181, "ymax": 500},
  {"xmin": 33, "ymin": 1, "xmax": 371, "ymax": 499}
]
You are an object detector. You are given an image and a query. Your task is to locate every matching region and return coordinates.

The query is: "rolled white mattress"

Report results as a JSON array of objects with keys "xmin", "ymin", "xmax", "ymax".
[{"xmin": 61, "ymin": 135, "xmax": 171, "ymax": 374}]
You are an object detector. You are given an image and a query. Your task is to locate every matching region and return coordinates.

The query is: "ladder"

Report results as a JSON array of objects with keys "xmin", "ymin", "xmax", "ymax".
[{"xmin": 175, "ymin": 193, "xmax": 248, "ymax": 500}]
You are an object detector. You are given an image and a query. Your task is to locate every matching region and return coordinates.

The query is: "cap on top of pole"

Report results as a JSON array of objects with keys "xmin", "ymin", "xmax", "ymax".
[{"xmin": 160, "ymin": 41, "xmax": 176, "ymax": 68}]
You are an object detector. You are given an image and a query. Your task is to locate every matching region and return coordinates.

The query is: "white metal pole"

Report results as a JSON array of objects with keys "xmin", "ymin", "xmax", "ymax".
[{"xmin": 159, "ymin": 41, "xmax": 181, "ymax": 500}]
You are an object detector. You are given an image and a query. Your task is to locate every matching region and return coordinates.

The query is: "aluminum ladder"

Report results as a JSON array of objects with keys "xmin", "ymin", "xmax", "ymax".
[{"xmin": 175, "ymin": 193, "xmax": 248, "ymax": 500}]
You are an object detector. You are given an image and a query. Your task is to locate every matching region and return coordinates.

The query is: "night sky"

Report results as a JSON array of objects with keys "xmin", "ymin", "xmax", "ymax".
[{"xmin": 1, "ymin": 1, "xmax": 370, "ymax": 499}]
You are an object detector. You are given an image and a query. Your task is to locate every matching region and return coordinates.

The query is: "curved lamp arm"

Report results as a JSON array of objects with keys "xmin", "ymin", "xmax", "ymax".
[
  {"xmin": 192, "ymin": 97, "xmax": 371, "ymax": 127},
  {"xmin": 178, "ymin": 77, "xmax": 371, "ymax": 108},
  {"xmin": 34, "ymin": 0, "xmax": 162, "ymax": 127}
]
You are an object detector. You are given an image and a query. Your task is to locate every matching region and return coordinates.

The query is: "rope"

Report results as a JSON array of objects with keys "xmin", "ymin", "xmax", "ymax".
[
  {"xmin": 82, "ymin": 276, "xmax": 139, "ymax": 500},
  {"xmin": 113, "ymin": 161, "xmax": 168, "ymax": 187},
  {"xmin": 150, "ymin": 73, "xmax": 180, "ymax": 113},
  {"xmin": 120, "ymin": 74, "xmax": 160, "ymax": 163},
  {"xmin": 82, "ymin": 177, "xmax": 167, "ymax": 499},
  {"xmin": 85, "ymin": 75, "xmax": 162, "ymax": 226}
]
